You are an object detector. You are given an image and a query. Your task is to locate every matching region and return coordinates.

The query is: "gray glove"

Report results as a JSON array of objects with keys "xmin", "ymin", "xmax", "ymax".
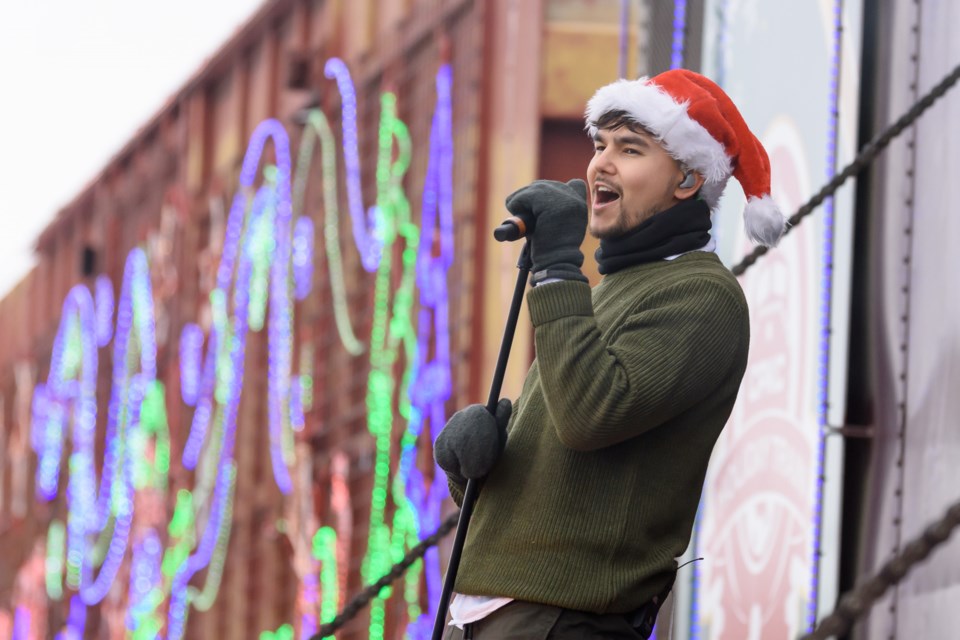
[
  {"xmin": 504, "ymin": 179, "xmax": 589, "ymax": 285},
  {"xmin": 434, "ymin": 399, "xmax": 512, "ymax": 485}
]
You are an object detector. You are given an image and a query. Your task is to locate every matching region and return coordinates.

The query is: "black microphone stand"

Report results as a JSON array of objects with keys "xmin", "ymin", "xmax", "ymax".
[{"xmin": 431, "ymin": 241, "xmax": 532, "ymax": 640}]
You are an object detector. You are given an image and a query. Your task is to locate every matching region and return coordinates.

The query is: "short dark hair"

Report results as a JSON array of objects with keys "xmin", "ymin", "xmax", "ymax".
[{"xmin": 588, "ymin": 110, "xmax": 655, "ymax": 137}]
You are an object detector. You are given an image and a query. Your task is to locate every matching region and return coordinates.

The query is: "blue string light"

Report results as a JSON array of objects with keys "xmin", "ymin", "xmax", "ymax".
[
  {"xmin": 94, "ymin": 275, "xmax": 114, "ymax": 347},
  {"xmin": 12, "ymin": 606, "xmax": 30, "ymax": 640},
  {"xmin": 325, "ymin": 57, "xmax": 384, "ymax": 272},
  {"xmin": 404, "ymin": 63, "xmax": 455, "ymax": 640},
  {"xmin": 25, "ymin": 55, "xmax": 456, "ymax": 638},
  {"xmin": 671, "ymin": 0, "xmax": 688, "ymax": 69},
  {"xmin": 179, "ymin": 323, "xmax": 204, "ymax": 407},
  {"xmin": 807, "ymin": 0, "xmax": 843, "ymax": 630}
]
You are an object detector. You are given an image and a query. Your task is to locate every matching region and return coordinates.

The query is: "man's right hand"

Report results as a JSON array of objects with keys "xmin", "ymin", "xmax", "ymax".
[
  {"xmin": 434, "ymin": 399, "xmax": 512, "ymax": 485},
  {"xmin": 505, "ymin": 179, "xmax": 589, "ymax": 284}
]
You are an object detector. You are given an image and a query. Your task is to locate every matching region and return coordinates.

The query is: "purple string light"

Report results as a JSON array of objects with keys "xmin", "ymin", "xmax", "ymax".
[
  {"xmin": 25, "ymin": 56, "xmax": 455, "ymax": 637},
  {"xmin": 94, "ymin": 275, "xmax": 114, "ymax": 347},
  {"xmin": 404, "ymin": 63, "xmax": 454, "ymax": 639},
  {"xmin": 12, "ymin": 606, "xmax": 30, "ymax": 640},
  {"xmin": 81, "ymin": 249, "xmax": 155, "ymax": 605},
  {"xmin": 807, "ymin": 0, "xmax": 843, "ymax": 630},
  {"xmin": 127, "ymin": 529, "xmax": 163, "ymax": 630},
  {"xmin": 54, "ymin": 595, "xmax": 86, "ymax": 639},
  {"xmin": 30, "ymin": 249, "xmax": 157, "ymax": 610},
  {"xmin": 32, "ymin": 287, "xmax": 98, "ymax": 501},
  {"xmin": 293, "ymin": 217, "xmax": 314, "ymax": 301},
  {"xmin": 170, "ymin": 119, "xmax": 304, "ymax": 638},
  {"xmin": 180, "ymin": 323, "xmax": 204, "ymax": 407},
  {"xmin": 671, "ymin": 0, "xmax": 688, "ymax": 69},
  {"xmin": 324, "ymin": 57, "xmax": 383, "ymax": 272}
]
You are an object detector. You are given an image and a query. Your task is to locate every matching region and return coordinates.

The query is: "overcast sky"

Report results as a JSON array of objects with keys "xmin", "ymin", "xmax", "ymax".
[{"xmin": 0, "ymin": 0, "xmax": 267, "ymax": 298}]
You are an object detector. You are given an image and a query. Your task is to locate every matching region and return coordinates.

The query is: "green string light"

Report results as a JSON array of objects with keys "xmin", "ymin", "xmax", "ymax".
[
  {"xmin": 45, "ymin": 519, "xmax": 66, "ymax": 601},
  {"xmin": 134, "ymin": 381, "xmax": 170, "ymax": 491},
  {"xmin": 311, "ymin": 526, "xmax": 339, "ymax": 624},
  {"xmin": 28, "ymin": 66, "xmax": 451, "ymax": 635},
  {"xmin": 249, "ymin": 167, "xmax": 279, "ymax": 332},
  {"xmin": 189, "ymin": 463, "xmax": 236, "ymax": 611},
  {"xmin": 162, "ymin": 490, "xmax": 196, "ymax": 579},
  {"xmin": 260, "ymin": 623, "xmax": 294, "ymax": 640},
  {"xmin": 358, "ymin": 91, "xmax": 423, "ymax": 640},
  {"xmin": 61, "ymin": 315, "xmax": 83, "ymax": 379},
  {"xmin": 293, "ymin": 110, "xmax": 365, "ymax": 356}
]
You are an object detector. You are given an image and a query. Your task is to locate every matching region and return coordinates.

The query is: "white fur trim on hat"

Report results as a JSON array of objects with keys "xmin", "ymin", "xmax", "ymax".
[
  {"xmin": 585, "ymin": 78, "xmax": 734, "ymax": 200},
  {"xmin": 743, "ymin": 195, "xmax": 787, "ymax": 247}
]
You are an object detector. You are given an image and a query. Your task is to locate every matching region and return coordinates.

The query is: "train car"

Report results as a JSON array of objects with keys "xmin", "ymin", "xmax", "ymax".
[{"xmin": 0, "ymin": 1, "xmax": 957, "ymax": 639}]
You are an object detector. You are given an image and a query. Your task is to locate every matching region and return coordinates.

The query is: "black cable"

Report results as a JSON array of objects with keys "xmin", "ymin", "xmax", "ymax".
[
  {"xmin": 308, "ymin": 512, "xmax": 460, "ymax": 639},
  {"xmin": 731, "ymin": 59, "xmax": 960, "ymax": 276},
  {"xmin": 800, "ymin": 498, "xmax": 960, "ymax": 640}
]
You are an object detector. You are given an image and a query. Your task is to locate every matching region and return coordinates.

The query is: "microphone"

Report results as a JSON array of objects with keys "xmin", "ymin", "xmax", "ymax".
[{"xmin": 493, "ymin": 215, "xmax": 534, "ymax": 242}]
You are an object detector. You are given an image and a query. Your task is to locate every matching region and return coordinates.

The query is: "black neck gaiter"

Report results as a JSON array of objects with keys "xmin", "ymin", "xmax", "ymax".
[{"xmin": 595, "ymin": 198, "xmax": 713, "ymax": 275}]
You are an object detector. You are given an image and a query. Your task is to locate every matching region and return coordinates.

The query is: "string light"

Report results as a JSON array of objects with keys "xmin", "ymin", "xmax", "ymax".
[
  {"xmin": 808, "ymin": 0, "xmax": 843, "ymax": 630},
  {"xmin": 23, "ymin": 56, "xmax": 458, "ymax": 639},
  {"xmin": 80, "ymin": 248, "xmax": 155, "ymax": 605},
  {"xmin": 54, "ymin": 595, "xmax": 86, "ymax": 640},
  {"xmin": 404, "ymin": 63, "xmax": 455, "ymax": 639},
  {"xmin": 293, "ymin": 217, "xmax": 314, "ymax": 301},
  {"xmin": 126, "ymin": 530, "xmax": 163, "ymax": 632},
  {"xmin": 30, "ymin": 247, "xmax": 156, "ymax": 607},
  {"xmin": 94, "ymin": 275, "xmax": 114, "ymax": 347},
  {"xmin": 170, "ymin": 117, "xmax": 305, "ymax": 637},
  {"xmin": 162, "ymin": 490, "xmax": 196, "ymax": 579},
  {"xmin": 179, "ymin": 323, "xmax": 204, "ymax": 407},
  {"xmin": 312, "ymin": 527, "xmax": 339, "ymax": 624},
  {"xmin": 671, "ymin": 0, "xmax": 688, "ymax": 69},
  {"xmin": 46, "ymin": 519, "xmax": 66, "ymax": 601},
  {"xmin": 294, "ymin": 109, "xmax": 365, "ymax": 356},
  {"xmin": 260, "ymin": 623, "xmax": 294, "ymax": 640},
  {"xmin": 12, "ymin": 606, "xmax": 30, "ymax": 640},
  {"xmin": 360, "ymin": 90, "xmax": 421, "ymax": 640},
  {"xmin": 324, "ymin": 58, "xmax": 383, "ymax": 272}
]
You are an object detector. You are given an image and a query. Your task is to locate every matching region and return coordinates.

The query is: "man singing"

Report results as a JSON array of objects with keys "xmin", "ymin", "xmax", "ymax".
[{"xmin": 435, "ymin": 69, "xmax": 786, "ymax": 639}]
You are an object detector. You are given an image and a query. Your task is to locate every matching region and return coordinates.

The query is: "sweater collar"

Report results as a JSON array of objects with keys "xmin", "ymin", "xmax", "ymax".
[{"xmin": 595, "ymin": 198, "xmax": 713, "ymax": 275}]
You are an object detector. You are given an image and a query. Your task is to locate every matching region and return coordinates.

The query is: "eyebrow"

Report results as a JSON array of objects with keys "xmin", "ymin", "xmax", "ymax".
[{"xmin": 593, "ymin": 131, "xmax": 653, "ymax": 148}]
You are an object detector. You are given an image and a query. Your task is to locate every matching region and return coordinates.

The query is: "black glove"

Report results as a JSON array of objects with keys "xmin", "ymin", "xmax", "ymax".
[
  {"xmin": 434, "ymin": 399, "xmax": 512, "ymax": 485},
  {"xmin": 504, "ymin": 179, "xmax": 589, "ymax": 285}
]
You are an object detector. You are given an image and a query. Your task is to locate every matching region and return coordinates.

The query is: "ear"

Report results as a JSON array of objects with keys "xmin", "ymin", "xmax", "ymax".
[{"xmin": 674, "ymin": 171, "xmax": 705, "ymax": 201}]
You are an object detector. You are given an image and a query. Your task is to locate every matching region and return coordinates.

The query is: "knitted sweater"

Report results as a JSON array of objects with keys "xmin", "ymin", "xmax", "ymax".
[{"xmin": 451, "ymin": 251, "xmax": 749, "ymax": 614}]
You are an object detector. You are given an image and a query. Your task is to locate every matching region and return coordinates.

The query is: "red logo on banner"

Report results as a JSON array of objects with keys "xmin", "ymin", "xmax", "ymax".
[{"xmin": 699, "ymin": 122, "xmax": 818, "ymax": 639}]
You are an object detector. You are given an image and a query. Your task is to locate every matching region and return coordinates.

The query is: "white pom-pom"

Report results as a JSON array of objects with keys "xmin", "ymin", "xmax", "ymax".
[{"xmin": 743, "ymin": 195, "xmax": 787, "ymax": 247}]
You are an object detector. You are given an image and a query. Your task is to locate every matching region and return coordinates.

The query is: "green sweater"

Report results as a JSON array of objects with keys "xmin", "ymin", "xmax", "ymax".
[{"xmin": 451, "ymin": 251, "xmax": 749, "ymax": 614}]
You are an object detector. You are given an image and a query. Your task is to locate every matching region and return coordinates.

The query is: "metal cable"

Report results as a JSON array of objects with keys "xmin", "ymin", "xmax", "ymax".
[
  {"xmin": 309, "ymin": 511, "xmax": 460, "ymax": 639},
  {"xmin": 732, "ymin": 59, "xmax": 960, "ymax": 276},
  {"xmin": 800, "ymin": 498, "xmax": 960, "ymax": 640}
]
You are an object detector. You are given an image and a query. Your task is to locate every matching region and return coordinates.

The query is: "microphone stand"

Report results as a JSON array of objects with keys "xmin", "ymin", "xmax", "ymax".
[{"xmin": 431, "ymin": 241, "xmax": 532, "ymax": 640}]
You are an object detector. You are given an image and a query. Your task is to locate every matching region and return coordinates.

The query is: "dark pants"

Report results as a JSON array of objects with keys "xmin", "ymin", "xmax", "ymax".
[{"xmin": 442, "ymin": 601, "xmax": 646, "ymax": 639}]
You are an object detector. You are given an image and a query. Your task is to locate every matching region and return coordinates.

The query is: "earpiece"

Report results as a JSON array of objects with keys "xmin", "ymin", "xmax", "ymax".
[{"xmin": 679, "ymin": 171, "xmax": 696, "ymax": 189}]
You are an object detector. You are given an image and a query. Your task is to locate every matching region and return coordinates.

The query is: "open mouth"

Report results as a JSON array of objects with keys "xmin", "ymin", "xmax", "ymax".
[{"xmin": 594, "ymin": 185, "xmax": 621, "ymax": 207}]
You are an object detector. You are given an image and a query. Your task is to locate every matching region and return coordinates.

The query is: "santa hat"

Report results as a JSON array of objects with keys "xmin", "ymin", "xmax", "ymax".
[{"xmin": 585, "ymin": 69, "xmax": 786, "ymax": 247}]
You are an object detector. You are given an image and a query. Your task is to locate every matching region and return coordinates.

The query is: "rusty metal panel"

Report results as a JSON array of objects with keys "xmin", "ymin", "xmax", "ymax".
[
  {"xmin": 0, "ymin": 1, "xmax": 503, "ymax": 638},
  {"xmin": 541, "ymin": 23, "xmax": 624, "ymax": 119}
]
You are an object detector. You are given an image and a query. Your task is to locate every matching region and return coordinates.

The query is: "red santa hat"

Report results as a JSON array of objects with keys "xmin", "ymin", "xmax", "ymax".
[{"xmin": 585, "ymin": 69, "xmax": 786, "ymax": 247}]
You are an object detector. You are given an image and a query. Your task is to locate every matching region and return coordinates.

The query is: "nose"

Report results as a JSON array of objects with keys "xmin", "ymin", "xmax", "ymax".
[{"xmin": 591, "ymin": 147, "xmax": 615, "ymax": 176}]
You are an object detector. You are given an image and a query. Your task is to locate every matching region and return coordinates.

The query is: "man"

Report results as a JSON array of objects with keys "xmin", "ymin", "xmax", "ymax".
[{"xmin": 434, "ymin": 69, "xmax": 786, "ymax": 639}]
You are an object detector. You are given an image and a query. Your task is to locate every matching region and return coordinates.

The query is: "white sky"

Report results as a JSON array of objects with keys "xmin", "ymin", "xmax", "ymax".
[{"xmin": 0, "ymin": 0, "xmax": 267, "ymax": 298}]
